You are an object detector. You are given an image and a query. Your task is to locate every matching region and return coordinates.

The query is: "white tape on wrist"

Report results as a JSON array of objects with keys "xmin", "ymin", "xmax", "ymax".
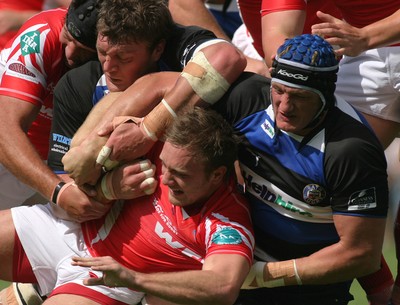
[
  {"xmin": 293, "ymin": 259, "xmax": 302, "ymax": 285},
  {"xmin": 101, "ymin": 172, "xmax": 117, "ymax": 200},
  {"xmin": 241, "ymin": 261, "xmax": 266, "ymax": 289},
  {"xmin": 161, "ymin": 98, "xmax": 177, "ymax": 118},
  {"xmin": 141, "ymin": 122, "xmax": 158, "ymax": 141}
]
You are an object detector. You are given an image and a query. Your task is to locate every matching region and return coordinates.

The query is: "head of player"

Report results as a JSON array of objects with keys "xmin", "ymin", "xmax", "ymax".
[
  {"xmin": 95, "ymin": 0, "xmax": 174, "ymax": 92},
  {"xmin": 60, "ymin": 0, "xmax": 99, "ymax": 67},
  {"xmin": 160, "ymin": 107, "xmax": 238, "ymax": 207},
  {"xmin": 270, "ymin": 34, "xmax": 339, "ymax": 135}
]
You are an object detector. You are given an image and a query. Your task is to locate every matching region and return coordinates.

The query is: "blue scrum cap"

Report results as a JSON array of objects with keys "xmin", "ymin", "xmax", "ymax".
[
  {"xmin": 66, "ymin": 0, "xmax": 99, "ymax": 50},
  {"xmin": 271, "ymin": 34, "xmax": 339, "ymax": 111}
]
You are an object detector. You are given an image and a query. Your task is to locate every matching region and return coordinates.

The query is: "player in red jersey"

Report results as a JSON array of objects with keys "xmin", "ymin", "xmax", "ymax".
[
  {"xmin": 0, "ymin": 107, "xmax": 254, "ymax": 305},
  {"xmin": 0, "ymin": 0, "xmax": 100, "ymax": 211}
]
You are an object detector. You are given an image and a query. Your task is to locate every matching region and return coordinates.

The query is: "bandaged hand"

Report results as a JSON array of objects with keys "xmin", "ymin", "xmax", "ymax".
[
  {"xmin": 97, "ymin": 116, "xmax": 157, "ymax": 164},
  {"xmin": 95, "ymin": 159, "xmax": 158, "ymax": 202},
  {"xmin": 62, "ymin": 135, "xmax": 107, "ymax": 186}
]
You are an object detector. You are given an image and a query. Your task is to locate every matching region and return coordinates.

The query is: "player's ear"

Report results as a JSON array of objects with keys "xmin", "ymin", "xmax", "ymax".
[
  {"xmin": 210, "ymin": 166, "xmax": 227, "ymax": 185},
  {"xmin": 151, "ymin": 39, "xmax": 166, "ymax": 61}
]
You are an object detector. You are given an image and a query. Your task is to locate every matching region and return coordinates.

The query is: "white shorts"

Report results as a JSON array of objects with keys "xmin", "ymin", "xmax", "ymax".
[
  {"xmin": 232, "ymin": 24, "xmax": 263, "ymax": 61},
  {"xmin": 11, "ymin": 204, "xmax": 144, "ymax": 304},
  {"xmin": 335, "ymin": 46, "xmax": 400, "ymax": 123},
  {"xmin": 0, "ymin": 163, "xmax": 37, "ymax": 209}
]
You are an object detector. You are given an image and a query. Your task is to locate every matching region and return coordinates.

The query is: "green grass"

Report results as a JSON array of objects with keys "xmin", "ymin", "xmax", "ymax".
[{"xmin": 0, "ymin": 241, "xmax": 396, "ymax": 303}]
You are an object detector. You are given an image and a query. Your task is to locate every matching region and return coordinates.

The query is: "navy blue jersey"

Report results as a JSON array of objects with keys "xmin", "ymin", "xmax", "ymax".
[
  {"xmin": 213, "ymin": 73, "xmax": 389, "ymax": 304},
  {"xmin": 48, "ymin": 25, "xmax": 217, "ymax": 172}
]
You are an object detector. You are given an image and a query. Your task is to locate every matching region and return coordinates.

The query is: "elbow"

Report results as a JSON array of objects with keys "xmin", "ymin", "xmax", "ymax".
[
  {"xmin": 202, "ymin": 42, "xmax": 247, "ymax": 84},
  {"xmin": 215, "ymin": 282, "xmax": 241, "ymax": 305},
  {"xmin": 350, "ymin": 248, "xmax": 382, "ymax": 277}
]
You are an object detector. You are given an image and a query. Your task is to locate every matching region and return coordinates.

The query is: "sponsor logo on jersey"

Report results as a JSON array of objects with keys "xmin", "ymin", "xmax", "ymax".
[
  {"xmin": 8, "ymin": 63, "xmax": 35, "ymax": 77},
  {"xmin": 212, "ymin": 227, "xmax": 242, "ymax": 245},
  {"xmin": 277, "ymin": 69, "xmax": 308, "ymax": 81},
  {"xmin": 39, "ymin": 105, "xmax": 53, "ymax": 120},
  {"xmin": 303, "ymin": 184, "xmax": 326, "ymax": 205},
  {"xmin": 155, "ymin": 221, "xmax": 203, "ymax": 262},
  {"xmin": 348, "ymin": 187, "xmax": 377, "ymax": 210},
  {"xmin": 261, "ymin": 119, "xmax": 275, "ymax": 138},
  {"xmin": 52, "ymin": 133, "xmax": 71, "ymax": 145},
  {"xmin": 20, "ymin": 31, "xmax": 40, "ymax": 55},
  {"xmin": 243, "ymin": 170, "xmax": 313, "ymax": 218}
]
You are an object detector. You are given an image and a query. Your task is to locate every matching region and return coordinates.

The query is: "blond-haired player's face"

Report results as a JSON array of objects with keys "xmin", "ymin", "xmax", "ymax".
[
  {"xmin": 271, "ymin": 82, "xmax": 322, "ymax": 135},
  {"xmin": 96, "ymin": 35, "xmax": 163, "ymax": 92},
  {"xmin": 159, "ymin": 142, "xmax": 223, "ymax": 208}
]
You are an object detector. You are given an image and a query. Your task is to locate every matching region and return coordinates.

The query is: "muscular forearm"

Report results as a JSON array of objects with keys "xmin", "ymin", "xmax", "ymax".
[
  {"xmin": 252, "ymin": 218, "xmax": 386, "ymax": 287},
  {"xmin": 361, "ymin": 9, "xmax": 400, "ymax": 49},
  {"xmin": 0, "ymin": 97, "xmax": 62, "ymax": 199},
  {"xmin": 261, "ymin": 10, "xmax": 306, "ymax": 67},
  {"xmin": 0, "ymin": 128, "xmax": 61, "ymax": 200},
  {"xmin": 86, "ymin": 72, "xmax": 179, "ymax": 137},
  {"xmin": 132, "ymin": 270, "xmax": 238, "ymax": 305},
  {"xmin": 294, "ymin": 242, "xmax": 381, "ymax": 285}
]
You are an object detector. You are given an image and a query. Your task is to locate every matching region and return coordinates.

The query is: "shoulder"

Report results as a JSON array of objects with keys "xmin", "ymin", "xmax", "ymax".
[
  {"xmin": 213, "ymin": 72, "xmax": 271, "ymax": 125},
  {"xmin": 54, "ymin": 61, "xmax": 102, "ymax": 109},
  {"xmin": 56, "ymin": 61, "xmax": 102, "ymax": 94},
  {"xmin": 21, "ymin": 8, "xmax": 66, "ymax": 30}
]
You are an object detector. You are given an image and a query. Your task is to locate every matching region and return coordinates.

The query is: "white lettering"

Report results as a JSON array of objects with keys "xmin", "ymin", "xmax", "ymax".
[{"xmin": 277, "ymin": 69, "xmax": 308, "ymax": 81}]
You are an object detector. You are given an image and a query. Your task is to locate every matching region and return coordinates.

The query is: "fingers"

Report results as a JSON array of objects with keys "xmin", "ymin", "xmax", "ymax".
[
  {"xmin": 96, "ymin": 146, "xmax": 119, "ymax": 171},
  {"xmin": 111, "ymin": 159, "xmax": 158, "ymax": 198},
  {"xmin": 97, "ymin": 122, "xmax": 114, "ymax": 137},
  {"xmin": 141, "ymin": 177, "xmax": 157, "ymax": 195},
  {"xmin": 315, "ymin": 11, "xmax": 339, "ymax": 23}
]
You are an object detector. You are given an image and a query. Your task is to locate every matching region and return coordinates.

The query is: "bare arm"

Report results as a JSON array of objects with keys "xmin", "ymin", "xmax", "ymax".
[
  {"xmin": 169, "ymin": 0, "xmax": 230, "ymax": 41},
  {"xmin": 312, "ymin": 10, "xmax": 400, "ymax": 57},
  {"xmin": 246, "ymin": 215, "xmax": 385, "ymax": 287},
  {"xmin": 0, "ymin": 10, "xmax": 39, "ymax": 35},
  {"xmin": 262, "ymin": 10, "xmax": 306, "ymax": 67},
  {"xmin": 0, "ymin": 96, "xmax": 61, "ymax": 200},
  {"xmin": 0, "ymin": 96, "xmax": 109, "ymax": 221},
  {"xmin": 73, "ymin": 253, "xmax": 250, "ymax": 305},
  {"xmin": 63, "ymin": 42, "xmax": 246, "ymax": 185}
]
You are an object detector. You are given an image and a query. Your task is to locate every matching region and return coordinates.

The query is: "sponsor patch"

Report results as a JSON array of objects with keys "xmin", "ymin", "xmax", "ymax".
[
  {"xmin": 9, "ymin": 63, "xmax": 35, "ymax": 77},
  {"xmin": 212, "ymin": 227, "xmax": 242, "ymax": 245},
  {"xmin": 20, "ymin": 30, "xmax": 40, "ymax": 55},
  {"xmin": 261, "ymin": 119, "xmax": 275, "ymax": 139},
  {"xmin": 303, "ymin": 184, "xmax": 326, "ymax": 205},
  {"xmin": 348, "ymin": 187, "xmax": 377, "ymax": 211}
]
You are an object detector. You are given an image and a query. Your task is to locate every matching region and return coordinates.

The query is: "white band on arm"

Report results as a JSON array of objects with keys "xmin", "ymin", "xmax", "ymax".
[
  {"xmin": 141, "ymin": 98, "xmax": 178, "ymax": 141},
  {"xmin": 161, "ymin": 99, "xmax": 177, "ymax": 118},
  {"xmin": 181, "ymin": 51, "xmax": 230, "ymax": 105},
  {"xmin": 293, "ymin": 259, "xmax": 302, "ymax": 285},
  {"xmin": 242, "ymin": 260, "xmax": 302, "ymax": 289}
]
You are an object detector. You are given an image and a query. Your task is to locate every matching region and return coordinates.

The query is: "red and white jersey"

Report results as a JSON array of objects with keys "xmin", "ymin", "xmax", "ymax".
[
  {"xmin": 0, "ymin": 9, "xmax": 67, "ymax": 159},
  {"xmin": 262, "ymin": 0, "xmax": 400, "ymax": 29},
  {"xmin": 82, "ymin": 143, "xmax": 255, "ymax": 272},
  {"xmin": 0, "ymin": 0, "xmax": 45, "ymax": 49},
  {"xmin": 239, "ymin": 0, "xmax": 399, "ymax": 57}
]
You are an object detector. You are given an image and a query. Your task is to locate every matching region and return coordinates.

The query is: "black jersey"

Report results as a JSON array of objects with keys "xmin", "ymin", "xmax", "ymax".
[
  {"xmin": 48, "ymin": 25, "xmax": 217, "ymax": 172},
  {"xmin": 213, "ymin": 73, "xmax": 389, "ymax": 304}
]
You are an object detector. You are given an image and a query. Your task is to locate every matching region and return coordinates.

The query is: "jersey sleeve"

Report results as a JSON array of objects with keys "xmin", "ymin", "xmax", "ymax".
[
  {"xmin": 203, "ymin": 183, "xmax": 255, "ymax": 266},
  {"xmin": 48, "ymin": 60, "xmax": 103, "ymax": 172},
  {"xmin": 0, "ymin": 9, "xmax": 65, "ymax": 106},
  {"xmin": 212, "ymin": 72, "xmax": 271, "ymax": 126},
  {"xmin": 325, "ymin": 110, "xmax": 389, "ymax": 217},
  {"xmin": 161, "ymin": 24, "xmax": 218, "ymax": 70},
  {"xmin": 261, "ymin": 0, "xmax": 306, "ymax": 16}
]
